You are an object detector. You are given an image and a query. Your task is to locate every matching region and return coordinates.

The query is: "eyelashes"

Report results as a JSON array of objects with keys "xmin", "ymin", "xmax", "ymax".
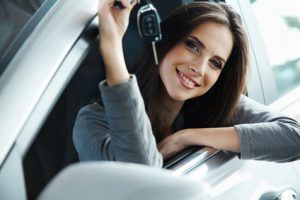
[
  {"xmin": 185, "ymin": 39, "xmax": 200, "ymax": 54},
  {"xmin": 210, "ymin": 59, "xmax": 223, "ymax": 70},
  {"xmin": 184, "ymin": 38, "xmax": 223, "ymax": 70}
]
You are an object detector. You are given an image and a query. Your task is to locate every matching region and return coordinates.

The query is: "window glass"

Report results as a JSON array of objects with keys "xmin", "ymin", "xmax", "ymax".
[
  {"xmin": 250, "ymin": 0, "xmax": 300, "ymax": 97},
  {"xmin": 0, "ymin": 0, "xmax": 47, "ymax": 75}
]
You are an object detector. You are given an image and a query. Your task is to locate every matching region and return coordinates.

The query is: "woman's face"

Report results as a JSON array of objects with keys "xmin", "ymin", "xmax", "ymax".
[{"xmin": 159, "ymin": 21, "xmax": 234, "ymax": 101}]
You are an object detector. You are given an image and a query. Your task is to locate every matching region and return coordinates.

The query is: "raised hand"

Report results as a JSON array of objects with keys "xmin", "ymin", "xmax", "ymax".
[
  {"xmin": 97, "ymin": 0, "xmax": 137, "ymax": 86},
  {"xmin": 98, "ymin": 0, "xmax": 137, "ymax": 45}
]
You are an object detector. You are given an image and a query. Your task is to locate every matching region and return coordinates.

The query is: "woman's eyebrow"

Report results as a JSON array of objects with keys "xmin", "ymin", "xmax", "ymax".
[
  {"xmin": 190, "ymin": 35, "xmax": 206, "ymax": 49},
  {"xmin": 190, "ymin": 35, "xmax": 226, "ymax": 63},
  {"xmin": 214, "ymin": 55, "xmax": 226, "ymax": 64}
]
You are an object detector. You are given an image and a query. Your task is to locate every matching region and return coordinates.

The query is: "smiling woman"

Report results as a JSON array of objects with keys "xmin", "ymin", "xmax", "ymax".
[
  {"xmin": 73, "ymin": 0, "xmax": 300, "ymax": 167},
  {"xmin": 159, "ymin": 22, "xmax": 233, "ymax": 101}
]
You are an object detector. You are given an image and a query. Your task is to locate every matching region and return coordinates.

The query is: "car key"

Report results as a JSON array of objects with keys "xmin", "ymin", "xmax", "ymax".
[{"xmin": 137, "ymin": 3, "xmax": 162, "ymax": 65}]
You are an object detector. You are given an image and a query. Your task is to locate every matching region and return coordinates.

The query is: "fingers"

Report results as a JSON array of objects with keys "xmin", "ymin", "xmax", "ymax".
[
  {"xmin": 98, "ymin": 0, "xmax": 114, "ymax": 8},
  {"xmin": 98, "ymin": 0, "xmax": 114, "ymax": 15},
  {"xmin": 130, "ymin": 0, "xmax": 139, "ymax": 7},
  {"xmin": 157, "ymin": 140, "xmax": 170, "ymax": 159},
  {"xmin": 120, "ymin": 0, "xmax": 130, "ymax": 8},
  {"xmin": 119, "ymin": 0, "xmax": 138, "ymax": 10},
  {"xmin": 98, "ymin": 0, "xmax": 138, "ymax": 14},
  {"xmin": 157, "ymin": 139, "xmax": 166, "ymax": 151}
]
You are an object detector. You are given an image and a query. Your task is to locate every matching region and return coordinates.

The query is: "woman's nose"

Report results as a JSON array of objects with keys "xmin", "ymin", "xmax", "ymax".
[{"xmin": 188, "ymin": 65, "xmax": 204, "ymax": 77}]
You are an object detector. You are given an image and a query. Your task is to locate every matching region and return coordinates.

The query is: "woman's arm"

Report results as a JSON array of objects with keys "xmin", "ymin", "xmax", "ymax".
[
  {"xmin": 159, "ymin": 96, "xmax": 300, "ymax": 162},
  {"xmin": 73, "ymin": 0, "xmax": 163, "ymax": 167},
  {"xmin": 158, "ymin": 127, "xmax": 240, "ymax": 160},
  {"xmin": 233, "ymin": 95, "xmax": 300, "ymax": 162},
  {"xmin": 73, "ymin": 80, "xmax": 163, "ymax": 167},
  {"xmin": 181, "ymin": 127, "xmax": 240, "ymax": 152},
  {"xmin": 98, "ymin": 0, "xmax": 136, "ymax": 85}
]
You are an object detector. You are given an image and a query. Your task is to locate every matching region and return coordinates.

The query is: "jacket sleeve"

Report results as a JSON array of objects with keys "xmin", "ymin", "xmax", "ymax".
[
  {"xmin": 234, "ymin": 95, "xmax": 300, "ymax": 162},
  {"xmin": 73, "ymin": 75, "xmax": 163, "ymax": 167}
]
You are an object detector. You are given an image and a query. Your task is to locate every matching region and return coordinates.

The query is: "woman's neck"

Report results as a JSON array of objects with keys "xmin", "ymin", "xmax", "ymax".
[{"xmin": 161, "ymin": 94, "xmax": 184, "ymax": 128}]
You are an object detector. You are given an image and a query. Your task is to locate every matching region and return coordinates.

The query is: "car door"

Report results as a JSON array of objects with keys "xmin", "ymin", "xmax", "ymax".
[
  {"xmin": 1, "ymin": 0, "xmax": 299, "ymax": 199},
  {"xmin": 0, "ymin": 0, "xmax": 98, "ymax": 199}
]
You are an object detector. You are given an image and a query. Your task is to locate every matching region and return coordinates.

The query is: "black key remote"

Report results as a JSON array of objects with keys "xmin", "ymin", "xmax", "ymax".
[{"xmin": 137, "ymin": 3, "xmax": 162, "ymax": 65}]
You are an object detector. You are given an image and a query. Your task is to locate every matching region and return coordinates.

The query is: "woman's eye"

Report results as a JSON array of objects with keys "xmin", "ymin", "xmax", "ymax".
[
  {"xmin": 185, "ymin": 40, "xmax": 200, "ymax": 54},
  {"xmin": 210, "ymin": 59, "xmax": 223, "ymax": 70}
]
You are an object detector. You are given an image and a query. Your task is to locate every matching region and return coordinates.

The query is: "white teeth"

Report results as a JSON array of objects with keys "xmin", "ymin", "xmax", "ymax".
[{"xmin": 179, "ymin": 72, "xmax": 195, "ymax": 87}]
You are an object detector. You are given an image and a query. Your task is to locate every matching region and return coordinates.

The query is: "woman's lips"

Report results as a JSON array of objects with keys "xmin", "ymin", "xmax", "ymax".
[{"xmin": 176, "ymin": 69, "xmax": 201, "ymax": 89}]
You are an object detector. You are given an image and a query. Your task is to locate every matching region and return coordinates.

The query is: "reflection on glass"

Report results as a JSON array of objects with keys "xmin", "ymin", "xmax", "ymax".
[
  {"xmin": 0, "ymin": 0, "xmax": 45, "ymax": 62},
  {"xmin": 250, "ymin": 0, "xmax": 300, "ymax": 97}
]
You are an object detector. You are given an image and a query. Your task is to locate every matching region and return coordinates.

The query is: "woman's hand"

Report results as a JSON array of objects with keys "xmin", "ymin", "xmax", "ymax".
[
  {"xmin": 98, "ymin": 0, "xmax": 137, "ymax": 45},
  {"xmin": 97, "ymin": 0, "xmax": 137, "ymax": 86},
  {"xmin": 158, "ymin": 127, "xmax": 241, "ymax": 160},
  {"xmin": 157, "ymin": 130, "xmax": 188, "ymax": 160}
]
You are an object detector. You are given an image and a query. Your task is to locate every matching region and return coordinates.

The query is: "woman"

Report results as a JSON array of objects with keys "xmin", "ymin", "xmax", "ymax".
[{"xmin": 73, "ymin": 0, "xmax": 300, "ymax": 167}]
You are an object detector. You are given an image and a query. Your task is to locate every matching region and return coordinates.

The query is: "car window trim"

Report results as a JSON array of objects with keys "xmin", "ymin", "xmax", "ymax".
[
  {"xmin": 0, "ymin": 0, "xmax": 58, "ymax": 76},
  {"xmin": 16, "ymin": 18, "xmax": 98, "ymax": 158}
]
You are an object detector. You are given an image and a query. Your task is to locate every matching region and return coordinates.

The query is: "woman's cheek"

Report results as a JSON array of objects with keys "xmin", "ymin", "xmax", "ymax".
[{"xmin": 205, "ymin": 73, "xmax": 217, "ymax": 90}]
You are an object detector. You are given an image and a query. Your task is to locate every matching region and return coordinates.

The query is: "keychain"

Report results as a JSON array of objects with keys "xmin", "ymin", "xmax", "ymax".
[
  {"xmin": 137, "ymin": 3, "xmax": 162, "ymax": 65},
  {"xmin": 113, "ymin": 0, "xmax": 162, "ymax": 65}
]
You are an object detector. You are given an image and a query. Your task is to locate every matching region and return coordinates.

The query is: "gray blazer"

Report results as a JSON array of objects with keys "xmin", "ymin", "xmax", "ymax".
[{"xmin": 73, "ymin": 75, "xmax": 300, "ymax": 167}]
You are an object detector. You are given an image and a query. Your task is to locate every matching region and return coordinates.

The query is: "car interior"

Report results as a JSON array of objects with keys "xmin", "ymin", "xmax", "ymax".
[{"xmin": 22, "ymin": 0, "xmax": 226, "ymax": 198}]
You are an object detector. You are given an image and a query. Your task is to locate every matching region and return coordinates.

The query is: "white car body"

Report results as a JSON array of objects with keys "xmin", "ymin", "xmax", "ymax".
[{"xmin": 0, "ymin": 0, "xmax": 299, "ymax": 199}]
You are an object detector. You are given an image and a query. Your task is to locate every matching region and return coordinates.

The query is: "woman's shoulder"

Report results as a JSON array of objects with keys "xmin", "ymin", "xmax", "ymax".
[
  {"xmin": 233, "ymin": 95, "xmax": 282, "ymax": 124},
  {"xmin": 237, "ymin": 95, "xmax": 275, "ymax": 112}
]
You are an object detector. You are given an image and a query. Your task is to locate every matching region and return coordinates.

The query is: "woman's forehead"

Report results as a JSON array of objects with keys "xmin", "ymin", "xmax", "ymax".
[{"xmin": 190, "ymin": 22, "xmax": 234, "ymax": 61}]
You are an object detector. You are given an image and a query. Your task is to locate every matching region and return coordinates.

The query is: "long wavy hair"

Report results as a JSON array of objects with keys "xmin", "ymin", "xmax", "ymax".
[{"xmin": 135, "ymin": 2, "xmax": 249, "ymax": 142}]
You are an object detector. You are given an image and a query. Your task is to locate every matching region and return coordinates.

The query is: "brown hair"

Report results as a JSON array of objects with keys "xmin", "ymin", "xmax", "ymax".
[{"xmin": 135, "ymin": 2, "xmax": 249, "ymax": 142}]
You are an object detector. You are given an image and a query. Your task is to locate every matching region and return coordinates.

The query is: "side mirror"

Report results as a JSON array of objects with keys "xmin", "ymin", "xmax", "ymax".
[{"xmin": 38, "ymin": 162, "xmax": 211, "ymax": 200}]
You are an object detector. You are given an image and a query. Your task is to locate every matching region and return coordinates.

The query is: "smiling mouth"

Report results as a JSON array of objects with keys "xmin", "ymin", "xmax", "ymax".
[{"xmin": 176, "ymin": 69, "xmax": 201, "ymax": 89}]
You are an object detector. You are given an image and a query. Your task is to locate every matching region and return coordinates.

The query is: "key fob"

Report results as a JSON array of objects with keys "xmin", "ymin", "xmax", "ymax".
[{"xmin": 137, "ymin": 3, "xmax": 162, "ymax": 42}]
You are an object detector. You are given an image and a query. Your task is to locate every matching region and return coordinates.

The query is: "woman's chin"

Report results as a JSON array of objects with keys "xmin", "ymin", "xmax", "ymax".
[
  {"xmin": 168, "ymin": 91, "xmax": 206, "ymax": 101},
  {"xmin": 168, "ymin": 93, "xmax": 189, "ymax": 102}
]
